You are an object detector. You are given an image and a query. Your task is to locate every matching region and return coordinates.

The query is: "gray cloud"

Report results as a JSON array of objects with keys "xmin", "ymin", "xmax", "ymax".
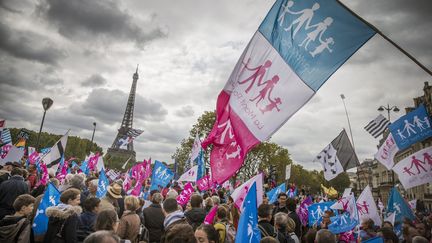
[
  {"xmin": 0, "ymin": 22, "xmax": 67, "ymax": 65},
  {"xmin": 81, "ymin": 74, "xmax": 107, "ymax": 87},
  {"xmin": 37, "ymin": 0, "xmax": 167, "ymax": 47},
  {"xmin": 174, "ymin": 106, "xmax": 195, "ymax": 118},
  {"xmin": 70, "ymin": 88, "xmax": 168, "ymax": 125}
]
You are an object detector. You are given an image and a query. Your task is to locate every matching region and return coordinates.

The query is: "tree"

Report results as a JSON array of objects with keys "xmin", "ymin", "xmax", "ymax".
[
  {"xmin": 172, "ymin": 111, "xmax": 293, "ymax": 184},
  {"xmin": 327, "ymin": 172, "xmax": 351, "ymax": 193},
  {"xmin": 8, "ymin": 128, "xmax": 102, "ymax": 161}
]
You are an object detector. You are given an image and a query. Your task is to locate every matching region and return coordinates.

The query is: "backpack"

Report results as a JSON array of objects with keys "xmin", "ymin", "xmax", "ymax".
[
  {"xmin": 223, "ymin": 222, "xmax": 236, "ymax": 243},
  {"xmin": 138, "ymin": 223, "xmax": 149, "ymax": 243}
]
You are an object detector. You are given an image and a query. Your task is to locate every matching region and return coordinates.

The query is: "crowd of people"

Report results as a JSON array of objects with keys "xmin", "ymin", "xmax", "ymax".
[{"xmin": 0, "ymin": 160, "xmax": 431, "ymax": 243}]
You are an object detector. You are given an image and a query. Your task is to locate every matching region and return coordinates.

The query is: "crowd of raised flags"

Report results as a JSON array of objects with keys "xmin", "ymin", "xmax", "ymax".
[{"xmin": 0, "ymin": 0, "xmax": 431, "ymax": 242}]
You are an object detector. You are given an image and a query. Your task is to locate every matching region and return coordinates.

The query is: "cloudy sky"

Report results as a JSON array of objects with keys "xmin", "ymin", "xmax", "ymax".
[{"xmin": 1, "ymin": 0, "xmax": 431, "ymax": 171}]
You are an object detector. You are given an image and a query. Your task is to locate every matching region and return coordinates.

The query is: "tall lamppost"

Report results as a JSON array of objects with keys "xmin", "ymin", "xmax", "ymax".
[
  {"xmin": 36, "ymin": 97, "xmax": 54, "ymax": 150},
  {"xmin": 378, "ymin": 104, "xmax": 399, "ymax": 186},
  {"xmin": 90, "ymin": 122, "xmax": 96, "ymax": 149}
]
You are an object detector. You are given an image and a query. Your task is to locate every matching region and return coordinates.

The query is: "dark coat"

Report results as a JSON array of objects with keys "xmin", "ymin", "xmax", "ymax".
[
  {"xmin": 288, "ymin": 211, "xmax": 302, "ymax": 238},
  {"xmin": 0, "ymin": 215, "xmax": 33, "ymax": 243},
  {"xmin": 43, "ymin": 204, "xmax": 82, "ymax": 243},
  {"xmin": 184, "ymin": 208, "xmax": 206, "ymax": 231},
  {"xmin": 0, "ymin": 176, "xmax": 29, "ymax": 220},
  {"xmin": 258, "ymin": 219, "xmax": 276, "ymax": 238},
  {"xmin": 77, "ymin": 211, "xmax": 96, "ymax": 241},
  {"xmin": 142, "ymin": 203, "xmax": 165, "ymax": 243}
]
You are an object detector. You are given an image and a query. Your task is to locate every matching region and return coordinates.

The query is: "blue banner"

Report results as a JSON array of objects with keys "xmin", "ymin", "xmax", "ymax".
[
  {"xmin": 235, "ymin": 182, "xmax": 261, "ymax": 243},
  {"xmin": 387, "ymin": 187, "xmax": 415, "ymax": 223},
  {"xmin": 32, "ymin": 183, "xmax": 60, "ymax": 235},
  {"xmin": 307, "ymin": 201, "xmax": 337, "ymax": 226},
  {"xmin": 389, "ymin": 104, "xmax": 432, "ymax": 150},
  {"xmin": 96, "ymin": 169, "xmax": 109, "ymax": 198},
  {"xmin": 150, "ymin": 160, "xmax": 174, "ymax": 191},
  {"xmin": 196, "ymin": 150, "xmax": 205, "ymax": 180},
  {"xmin": 328, "ymin": 212, "xmax": 358, "ymax": 234},
  {"xmin": 266, "ymin": 183, "xmax": 286, "ymax": 204}
]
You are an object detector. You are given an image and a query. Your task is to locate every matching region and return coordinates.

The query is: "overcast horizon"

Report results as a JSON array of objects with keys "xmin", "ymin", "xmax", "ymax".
[{"xmin": 1, "ymin": 0, "xmax": 431, "ymax": 171}]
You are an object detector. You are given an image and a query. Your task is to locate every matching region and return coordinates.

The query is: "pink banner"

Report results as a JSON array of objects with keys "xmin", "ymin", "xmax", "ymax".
[
  {"xmin": 202, "ymin": 92, "xmax": 260, "ymax": 184},
  {"xmin": 36, "ymin": 162, "xmax": 49, "ymax": 186},
  {"xmin": 28, "ymin": 151, "xmax": 40, "ymax": 164},
  {"xmin": 88, "ymin": 152, "xmax": 100, "ymax": 171},
  {"xmin": 123, "ymin": 171, "xmax": 132, "ymax": 192},
  {"xmin": 197, "ymin": 175, "xmax": 211, "ymax": 191},
  {"xmin": 204, "ymin": 206, "xmax": 218, "ymax": 225},
  {"xmin": 176, "ymin": 182, "xmax": 194, "ymax": 206}
]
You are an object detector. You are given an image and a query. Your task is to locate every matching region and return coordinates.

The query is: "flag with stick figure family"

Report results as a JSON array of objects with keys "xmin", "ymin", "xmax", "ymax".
[
  {"xmin": 150, "ymin": 160, "xmax": 174, "ymax": 191},
  {"xmin": 389, "ymin": 104, "xmax": 432, "ymax": 150},
  {"xmin": 392, "ymin": 146, "xmax": 432, "ymax": 189},
  {"xmin": 307, "ymin": 201, "xmax": 338, "ymax": 226},
  {"xmin": 202, "ymin": 0, "xmax": 375, "ymax": 184}
]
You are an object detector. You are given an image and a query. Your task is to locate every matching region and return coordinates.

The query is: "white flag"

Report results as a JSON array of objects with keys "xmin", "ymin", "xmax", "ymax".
[
  {"xmin": 408, "ymin": 199, "xmax": 417, "ymax": 210},
  {"xmin": 285, "ymin": 164, "xmax": 291, "ymax": 180},
  {"xmin": 0, "ymin": 145, "xmax": 24, "ymax": 165},
  {"xmin": 178, "ymin": 165, "xmax": 198, "ymax": 182},
  {"xmin": 190, "ymin": 134, "xmax": 202, "ymax": 162},
  {"xmin": 384, "ymin": 212, "xmax": 395, "ymax": 226},
  {"xmin": 315, "ymin": 144, "xmax": 344, "ymax": 181},
  {"xmin": 392, "ymin": 146, "xmax": 432, "ymax": 189},
  {"xmin": 43, "ymin": 132, "xmax": 68, "ymax": 175},
  {"xmin": 374, "ymin": 133, "xmax": 399, "ymax": 170},
  {"xmin": 96, "ymin": 156, "xmax": 105, "ymax": 172},
  {"xmin": 342, "ymin": 188, "xmax": 352, "ymax": 198},
  {"xmin": 231, "ymin": 173, "xmax": 263, "ymax": 211},
  {"xmin": 357, "ymin": 185, "xmax": 382, "ymax": 226}
]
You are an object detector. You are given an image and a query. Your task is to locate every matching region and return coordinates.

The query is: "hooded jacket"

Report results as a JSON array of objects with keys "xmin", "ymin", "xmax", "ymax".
[
  {"xmin": 184, "ymin": 208, "xmax": 206, "ymax": 231},
  {"xmin": 160, "ymin": 211, "xmax": 189, "ymax": 243},
  {"xmin": 0, "ymin": 215, "xmax": 32, "ymax": 243},
  {"xmin": 43, "ymin": 203, "xmax": 82, "ymax": 243}
]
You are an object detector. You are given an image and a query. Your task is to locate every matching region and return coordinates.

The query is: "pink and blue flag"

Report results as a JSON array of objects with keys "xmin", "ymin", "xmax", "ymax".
[{"xmin": 202, "ymin": 0, "xmax": 375, "ymax": 184}]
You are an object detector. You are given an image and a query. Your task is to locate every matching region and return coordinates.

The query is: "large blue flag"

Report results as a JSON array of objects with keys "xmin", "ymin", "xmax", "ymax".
[
  {"xmin": 150, "ymin": 160, "xmax": 174, "ymax": 191},
  {"xmin": 96, "ymin": 169, "xmax": 109, "ymax": 198},
  {"xmin": 266, "ymin": 183, "xmax": 286, "ymax": 204},
  {"xmin": 235, "ymin": 182, "xmax": 261, "ymax": 243},
  {"xmin": 32, "ymin": 183, "xmax": 60, "ymax": 235},
  {"xmin": 387, "ymin": 187, "xmax": 415, "ymax": 223},
  {"xmin": 80, "ymin": 160, "xmax": 89, "ymax": 175},
  {"xmin": 389, "ymin": 104, "xmax": 432, "ymax": 150},
  {"xmin": 308, "ymin": 201, "xmax": 338, "ymax": 226}
]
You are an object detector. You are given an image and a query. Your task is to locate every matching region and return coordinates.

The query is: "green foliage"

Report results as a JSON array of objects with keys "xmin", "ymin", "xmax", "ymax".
[
  {"xmin": 171, "ymin": 111, "xmax": 292, "ymax": 184},
  {"xmin": 9, "ymin": 128, "xmax": 103, "ymax": 161},
  {"xmin": 327, "ymin": 172, "xmax": 351, "ymax": 193}
]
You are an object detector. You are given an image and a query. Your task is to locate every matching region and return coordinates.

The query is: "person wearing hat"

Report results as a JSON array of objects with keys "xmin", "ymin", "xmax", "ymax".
[
  {"xmin": 100, "ymin": 183, "xmax": 122, "ymax": 215},
  {"xmin": 0, "ymin": 162, "xmax": 14, "ymax": 185}
]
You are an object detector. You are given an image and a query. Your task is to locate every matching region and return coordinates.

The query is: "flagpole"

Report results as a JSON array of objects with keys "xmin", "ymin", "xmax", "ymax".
[
  {"xmin": 336, "ymin": 0, "xmax": 432, "ymax": 77},
  {"xmin": 340, "ymin": 94, "xmax": 355, "ymax": 151}
]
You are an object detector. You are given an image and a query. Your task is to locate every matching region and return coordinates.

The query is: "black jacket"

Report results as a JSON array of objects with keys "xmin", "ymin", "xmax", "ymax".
[
  {"xmin": 258, "ymin": 219, "xmax": 276, "ymax": 238},
  {"xmin": 43, "ymin": 204, "xmax": 82, "ymax": 243},
  {"xmin": 184, "ymin": 208, "xmax": 206, "ymax": 231},
  {"xmin": 142, "ymin": 203, "xmax": 165, "ymax": 243},
  {"xmin": 0, "ymin": 176, "xmax": 29, "ymax": 220},
  {"xmin": 288, "ymin": 211, "xmax": 302, "ymax": 238}
]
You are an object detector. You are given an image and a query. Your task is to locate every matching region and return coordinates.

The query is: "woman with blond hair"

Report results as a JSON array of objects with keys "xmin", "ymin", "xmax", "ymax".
[{"xmin": 117, "ymin": 195, "xmax": 141, "ymax": 242}]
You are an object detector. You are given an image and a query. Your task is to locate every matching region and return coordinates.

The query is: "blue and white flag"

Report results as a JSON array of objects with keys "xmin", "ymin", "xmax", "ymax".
[
  {"xmin": 266, "ymin": 183, "xmax": 286, "ymax": 204},
  {"xmin": 32, "ymin": 183, "xmax": 60, "ymax": 235},
  {"xmin": 235, "ymin": 182, "xmax": 261, "ymax": 243},
  {"xmin": 387, "ymin": 187, "xmax": 415, "ymax": 223},
  {"xmin": 150, "ymin": 160, "xmax": 174, "ymax": 191},
  {"xmin": 96, "ymin": 169, "xmax": 109, "ymax": 198},
  {"xmin": 328, "ymin": 194, "xmax": 359, "ymax": 234},
  {"xmin": 196, "ymin": 150, "xmax": 205, "ymax": 180},
  {"xmin": 308, "ymin": 201, "xmax": 337, "ymax": 226},
  {"xmin": 0, "ymin": 128, "xmax": 11, "ymax": 144},
  {"xmin": 389, "ymin": 104, "xmax": 432, "ymax": 150},
  {"xmin": 80, "ymin": 160, "xmax": 89, "ymax": 175}
]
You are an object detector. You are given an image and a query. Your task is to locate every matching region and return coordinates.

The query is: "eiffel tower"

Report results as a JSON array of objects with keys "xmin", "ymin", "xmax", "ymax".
[{"xmin": 105, "ymin": 66, "xmax": 140, "ymax": 166}]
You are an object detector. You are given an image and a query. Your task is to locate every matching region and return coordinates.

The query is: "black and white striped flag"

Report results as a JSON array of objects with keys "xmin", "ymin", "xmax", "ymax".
[
  {"xmin": 364, "ymin": 114, "xmax": 390, "ymax": 138},
  {"xmin": 126, "ymin": 128, "xmax": 144, "ymax": 138},
  {"xmin": 42, "ymin": 132, "xmax": 68, "ymax": 174}
]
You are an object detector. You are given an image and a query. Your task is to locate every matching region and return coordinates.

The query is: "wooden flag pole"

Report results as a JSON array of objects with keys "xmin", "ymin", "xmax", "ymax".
[{"xmin": 337, "ymin": 0, "xmax": 432, "ymax": 76}]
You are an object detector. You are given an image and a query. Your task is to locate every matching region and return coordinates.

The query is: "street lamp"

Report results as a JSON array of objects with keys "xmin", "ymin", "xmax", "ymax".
[
  {"xmin": 90, "ymin": 122, "xmax": 96, "ymax": 145},
  {"xmin": 378, "ymin": 104, "xmax": 400, "ymax": 121},
  {"xmin": 378, "ymin": 104, "xmax": 399, "ymax": 186},
  {"xmin": 36, "ymin": 97, "xmax": 54, "ymax": 150}
]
